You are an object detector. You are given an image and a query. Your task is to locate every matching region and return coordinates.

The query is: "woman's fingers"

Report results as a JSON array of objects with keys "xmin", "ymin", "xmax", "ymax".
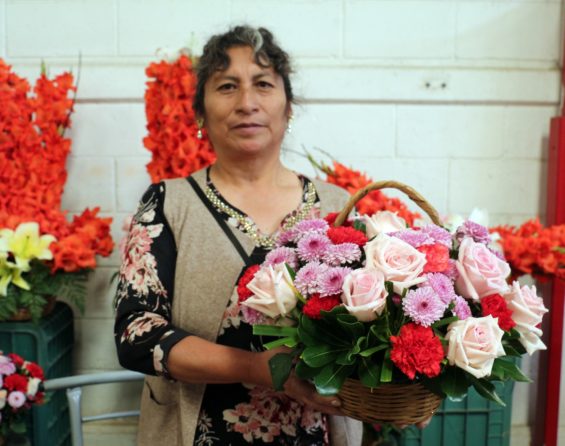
[{"xmin": 283, "ymin": 374, "xmax": 343, "ymax": 415}]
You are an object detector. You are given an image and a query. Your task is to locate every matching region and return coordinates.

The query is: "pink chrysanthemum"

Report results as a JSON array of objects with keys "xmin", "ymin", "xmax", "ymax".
[
  {"xmin": 424, "ymin": 273, "xmax": 457, "ymax": 305},
  {"xmin": 296, "ymin": 232, "xmax": 332, "ymax": 262},
  {"xmin": 443, "ymin": 259, "xmax": 460, "ymax": 281},
  {"xmin": 265, "ymin": 247, "xmax": 298, "ymax": 269},
  {"xmin": 318, "ymin": 266, "xmax": 352, "ymax": 297},
  {"xmin": 421, "ymin": 225, "xmax": 452, "ymax": 248},
  {"xmin": 390, "ymin": 229, "xmax": 430, "ymax": 248},
  {"xmin": 402, "ymin": 286, "xmax": 447, "ymax": 327},
  {"xmin": 7, "ymin": 391, "xmax": 26, "ymax": 409},
  {"xmin": 276, "ymin": 228, "xmax": 299, "ymax": 246},
  {"xmin": 295, "ymin": 261, "xmax": 326, "ymax": 296},
  {"xmin": 322, "ymin": 243, "xmax": 362, "ymax": 266},
  {"xmin": 455, "ymin": 220, "xmax": 491, "ymax": 245},
  {"xmin": 240, "ymin": 305, "xmax": 266, "ymax": 325},
  {"xmin": 293, "ymin": 219, "xmax": 329, "ymax": 237},
  {"xmin": 452, "ymin": 295, "xmax": 472, "ymax": 320}
]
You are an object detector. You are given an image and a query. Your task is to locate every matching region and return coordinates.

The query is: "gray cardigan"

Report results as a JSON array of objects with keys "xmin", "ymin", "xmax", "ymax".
[{"xmin": 136, "ymin": 169, "xmax": 362, "ymax": 446}]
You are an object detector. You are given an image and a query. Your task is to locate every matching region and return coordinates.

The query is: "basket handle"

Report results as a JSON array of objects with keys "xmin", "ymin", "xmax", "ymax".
[{"xmin": 333, "ymin": 180, "xmax": 442, "ymax": 227}]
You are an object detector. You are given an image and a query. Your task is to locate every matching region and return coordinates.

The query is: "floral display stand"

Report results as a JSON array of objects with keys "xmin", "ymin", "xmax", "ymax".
[{"xmin": 0, "ymin": 303, "xmax": 73, "ymax": 446}]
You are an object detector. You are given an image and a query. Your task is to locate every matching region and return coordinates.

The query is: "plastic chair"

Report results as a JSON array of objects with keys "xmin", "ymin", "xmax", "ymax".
[{"xmin": 43, "ymin": 370, "xmax": 144, "ymax": 446}]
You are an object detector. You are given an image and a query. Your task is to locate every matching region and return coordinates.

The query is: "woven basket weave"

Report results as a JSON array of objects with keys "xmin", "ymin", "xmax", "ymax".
[{"xmin": 333, "ymin": 180, "xmax": 444, "ymax": 425}]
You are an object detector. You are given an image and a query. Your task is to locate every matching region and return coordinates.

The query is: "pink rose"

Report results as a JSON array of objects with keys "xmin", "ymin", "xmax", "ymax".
[
  {"xmin": 243, "ymin": 264, "xmax": 297, "ymax": 318},
  {"xmin": 362, "ymin": 211, "xmax": 407, "ymax": 239},
  {"xmin": 503, "ymin": 281, "xmax": 548, "ymax": 355},
  {"xmin": 455, "ymin": 237, "xmax": 510, "ymax": 300},
  {"xmin": 364, "ymin": 233, "xmax": 427, "ymax": 294},
  {"xmin": 341, "ymin": 268, "xmax": 388, "ymax": 322},
  {"xmin": 445, "ymin": 315, "xmax": 505, "ymax": 378}
]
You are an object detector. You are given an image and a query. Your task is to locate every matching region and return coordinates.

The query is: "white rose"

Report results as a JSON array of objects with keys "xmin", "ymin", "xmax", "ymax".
[
  {"xmin": 446, "ymin": 315, "xmax": 505, "ymax": 379},
  {"xmin": 243, "ymin": 263, "xmax": 298, "ymax": 318},
  {"xmin": 362, "ymin": 211, "xmax": 407, "ymax": 239},
  {"xmin": 503, "ymin": 281, "xmax": 548, "ymax": 355},
  {"xmin": 341, "ymin": 268, "xmax": 388, "ymax": 322},
  {"xmin": 364, "ymin": 233, "xmax": 427, "ymax": 294},
  {"xmin": 26, "ymin": 377, "xmax": 41, "ymax": 398}
]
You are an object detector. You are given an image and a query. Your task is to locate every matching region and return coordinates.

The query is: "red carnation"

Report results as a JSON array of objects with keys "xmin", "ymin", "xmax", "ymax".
[
  {"xmin": 303, "ymin": 294, "xmax": 342, "ymax": 319},
  {"xmin": 324, "ymin": 212, "xmax": 353, "ymax": 227},
  {"xmin": 481, "ymin": 294, "xmax": 516, "ymax": 331},
  {"xmin": 327, "ymin": 226, "xmax": 367, "ymax": 247},
  {"xmin": 390, "ymin": 323, "xmax": 444, "ymax": 379},
  {"xmin": 8, "ymin": 353, "xmax": 24, "ymax": 367},
  {"xmin": 237, "ymin": 264, "xmax": 261, "ymax": 302},
  {"xmin": 24, "ymin": 362, "xmax": 45, "ymax": 380},
  {"xmin": 4, "ymin": 374, "xmax": 28, "ymax": 393},
  {"xmin": 417, "ymin": 244, "xmax": 450, "ymax": 273}
]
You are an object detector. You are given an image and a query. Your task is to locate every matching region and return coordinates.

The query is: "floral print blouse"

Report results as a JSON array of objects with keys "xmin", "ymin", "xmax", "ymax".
[{"xmin": 114, "ymin": 170, "xmax": 330, "ymax": 445}]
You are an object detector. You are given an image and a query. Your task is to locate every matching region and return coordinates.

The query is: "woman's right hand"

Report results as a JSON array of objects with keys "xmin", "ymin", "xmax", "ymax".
[{"xmin": 282, "ymin": 372, "xmax": 344, "ymax": 416}]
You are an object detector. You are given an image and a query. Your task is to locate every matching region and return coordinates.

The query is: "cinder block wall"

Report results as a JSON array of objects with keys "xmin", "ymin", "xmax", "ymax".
[{"xmin": 1, "ymin": 1, "xmax": 562, "ymax": 444}]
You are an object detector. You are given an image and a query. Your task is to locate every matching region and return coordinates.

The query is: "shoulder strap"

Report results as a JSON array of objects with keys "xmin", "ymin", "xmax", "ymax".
[{"xmin": 186, "ymin": 176, "xmax": 252, "ymax": 266}]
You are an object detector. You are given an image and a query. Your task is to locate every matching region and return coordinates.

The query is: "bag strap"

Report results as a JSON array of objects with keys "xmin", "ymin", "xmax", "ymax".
[{"xmin": 187, "ymin": 176, "xmax": 252, "ymax": 266}]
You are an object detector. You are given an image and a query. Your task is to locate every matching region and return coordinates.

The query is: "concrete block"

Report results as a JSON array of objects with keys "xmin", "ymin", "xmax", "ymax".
[
  {"xmin": 448, "ymin": 159, "xmax": 544, "ymax": 216},
  {"xmin": 83, "ymin": 267, "xmax": 119, "ymax": 320},
  {"xmin": 502, "ymin": 106, "xmax": 556, "ymax": 160},
  {"xmin": 286, "ymin": 104, "xmax": 396, "ymax": 161},
  {"xmin": 397, "ymin": 105, "xmax": 506, "ymax": 159},
  {"xmin": 70, "ymin": 103, "xmax": 147, "ymax": 157},
  {"xmin": 62, "ymin": 157, "xmax": 115, "ymax": 213},
  {"xmin": 6, "ymin": 0, "xmax": 117, "ymax": 57},
  {"xmin": 230, "ymin": 0, "xmax": 341, "ymax": 58},
  {"xmin": 344, "ymin": 1, "xmax": 456, "ymax": 59},
  {"xmin": 118, "ymin": 0, "xmax": 230, "ymax": 56},
  {"xmin": 73, "ymin": 318, "xmax": 121, "ymax": 371},
  {"xmin": 456, "ymin": 3, "xmax": 561, "ymax": 61},
  {"xmin": 95, "ymin": 212, "xmax": 131, "ymax": 268},
  {"xmin": 0, "ymin": 1, "xmax": 5, "ymax": 58},
  {"xmin": 116, "ymin": 157, "xmax": 152, "ymax": 212}
]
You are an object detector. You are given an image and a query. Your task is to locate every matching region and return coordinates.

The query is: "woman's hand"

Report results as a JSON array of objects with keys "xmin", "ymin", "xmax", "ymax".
[{"xmin": 282, "ymin": 372, "xmax": 343, "ymax": 416}]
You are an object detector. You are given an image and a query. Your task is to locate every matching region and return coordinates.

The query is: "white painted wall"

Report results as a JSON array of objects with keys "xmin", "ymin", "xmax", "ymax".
[{"xmin": 1, "ymin": 0, "xmax": 563, "ymax": 444}]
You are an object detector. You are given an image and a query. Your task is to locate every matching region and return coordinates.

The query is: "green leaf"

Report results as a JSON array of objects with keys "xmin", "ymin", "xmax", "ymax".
[
  {"xmin": 432, "ymin": 316, "xmax": 459, "ymax": 329},
  {"xmin": 353, "ymin": 220, "xmax": 366, "ymax": 233},
  {"xmin": 440, "ymin": 366, "xmax": 471, "ymax": 397},
  {"xmin": 303, "ymin": 344, "xmax": 347, "ymax": 368},
  {"xmin": 336, "ymin": 342, "xmax": 362, "ymax": 366},
  {"xmin": 503, "ymin": 339, "xmax": 527, "ymax": 356},
  {"xmin": 295, "ymin": 361, "xmax": 322, "ymax": 380},
  {"xmin": 298, "ymin": 314, "xmax": 349, "ymax": 347},
  {"xmin": 359, "ymin": 344, "xmax": 388, "ymax": 357},
  {"xmin": 337, "ymin": 317, "xmax": 366, "ymax": 340},
  {"xmin": 10, "ymin": 420, "xmax": 26, "ymax": 434},
  {"xmin": 284, "ymin": 263, "xmax": 297, "ymax": 281},
  {"xmin": 263, "ymin": 336, "xmax": 298, "ymax": 350},
  {"xmin": 314, "ymin": 363, "xmax": 355, "ymax": 395},
  {"xmin": 269, "ymin": 353, "xmax": 294, "ymax": 391},
  {"xmin": 253, "ymin": 325, "xmax": 297, "ymax": 337},
  {"xmin": 380, "ymin": 350, "xmax": 393, "ymax": 383},
  {"xmin": 470, "ymin": 377, "xmax": 506, "ymax": 406},
  {"xmin": 358, "ymin": 357, "xmax": 381, "ymax": 388},
  {"xmin": 491, "ymin": 359, "xmax": 531, "ymax": 382}
]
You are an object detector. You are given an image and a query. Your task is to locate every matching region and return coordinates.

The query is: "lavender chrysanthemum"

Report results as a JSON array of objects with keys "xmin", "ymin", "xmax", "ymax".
[
  {"xmin": 293, "ymin": 219, "xmax": 329, "ymax": 236},
  {"xmin": 390, "ymin": 229, "xmax": 430, "ymax": 248},
  {"xmin": 443, "ymin": 259, "xmax": 460, "ymax": 281},
  {"xmin": 452, "ymin": 295, "xmax": 472, "ymax": 320},
  {"xmin": 402, "ymin": 286, "xmax": 447, "ymax": 327},
  {"xmin": 265, "ymin": 247, "xmax": 298, "ymax": 269},
  {"xmin": 276, "ymin": 228, "xmax": 299, "ymax": 246},
  {"xmin": 455, "ymin": 220, "xmax": 491, "ymax": 245},
  {"xmin": 295, "ymin": 261, "xmax": 326, "ymax": 296},
  {"xmin": 322, "ymin": 243, "xmax": 362, "ymax": 266},
  {"xmin": 7, "ymin": 391, "xmax": 26, "ymax": 409},
  {"xmin": 241, "ymin": 305, "xmax": 266, "ymax": 325},
  {"xmin": 421, "ymin": 224, "xmax": 452, "ymax": 248},
  {"xmin": 318, "ymin": 266, "xmax": 352, "ymax": 297},
  {"xmin": 424, "ymin": 273, "xmax": 457, "ymax": 305},
  {"xmin": 296, "ymin": 232, "xmax": 332, "ymax": 262}
]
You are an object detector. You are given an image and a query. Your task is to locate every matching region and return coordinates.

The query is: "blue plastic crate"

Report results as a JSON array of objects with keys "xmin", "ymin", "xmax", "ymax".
[{"xmin": 0, "ymin": 302, "xmax": 73, "ymax": 446}]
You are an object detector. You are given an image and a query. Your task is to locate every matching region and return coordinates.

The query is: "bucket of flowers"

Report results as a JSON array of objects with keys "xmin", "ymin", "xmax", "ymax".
[
  {"xmin": 0, "ymin": 352, "xmax": 45, "ymax": 445},
  {"xmin": 237, "ymin": 181, "xmax": 547, "ymax": 425}
]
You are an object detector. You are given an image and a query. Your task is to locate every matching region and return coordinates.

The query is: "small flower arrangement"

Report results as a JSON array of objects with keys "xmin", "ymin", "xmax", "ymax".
[
  {"xmin": 0, "ymin": 352, "xmax": 45, "ymax": 439},
  {"xmin": 237, "ymin": 209, "xmax": 547, "ymax": 417}
]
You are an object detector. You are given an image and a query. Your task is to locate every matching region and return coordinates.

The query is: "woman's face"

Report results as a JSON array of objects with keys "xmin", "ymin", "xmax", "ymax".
[{"xmin": 202, "ymin": 45, "xmax": 290, "ymax": 158}]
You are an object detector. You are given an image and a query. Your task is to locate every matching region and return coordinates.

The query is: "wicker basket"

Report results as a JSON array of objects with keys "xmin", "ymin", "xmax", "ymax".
[{"xmin": 333, "ymin": 180, "xmax": 444, "ymax": 425}]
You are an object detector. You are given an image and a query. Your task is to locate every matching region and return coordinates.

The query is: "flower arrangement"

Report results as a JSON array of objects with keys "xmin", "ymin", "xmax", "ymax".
[
  {"xmin": 0, "ymin": 352, "xmax": 45, "ymax": 439},
  {"xmin": 143, "ymin": 53, "xmax": 215, "ymax": 183},
  {"xmin": 237, "ymin": 208, "xmax": 546, "ymax": 420},
  {"xmin": 0, "ymin": 60, "xmax": 114, "ymax": 320},
  {"xmin": 492, "ymin": 219, "xmax": 565, "ymax": 280}
]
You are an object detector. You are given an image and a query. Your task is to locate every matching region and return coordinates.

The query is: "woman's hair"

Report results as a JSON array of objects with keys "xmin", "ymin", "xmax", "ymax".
[{"xmin": 193, "ymin": 25, "xmax": 294, "ymax": 117}]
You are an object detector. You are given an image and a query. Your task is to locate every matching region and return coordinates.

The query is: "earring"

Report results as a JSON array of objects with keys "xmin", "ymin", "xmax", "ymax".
[
  {"xmin": 286, "ymin": 114, "xmax": 294, "ymax": 133},
  {"xmin": 196, "ymin": 118, "xmax": 204, "ymax": 139}
]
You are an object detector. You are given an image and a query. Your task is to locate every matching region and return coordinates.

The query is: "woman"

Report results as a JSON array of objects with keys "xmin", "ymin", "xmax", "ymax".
[{"xmin": 115, "ymin": 26, "xmax": 362, "ymax": 445}]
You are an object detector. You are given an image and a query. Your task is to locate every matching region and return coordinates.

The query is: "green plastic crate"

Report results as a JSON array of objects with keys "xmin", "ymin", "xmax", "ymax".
[
  {"xmin": 0, "ymin": 302, "xmax": 74, "ymax": 446},
  {"xmin": 399, "ymin": 380, "xmax": 515, "ymax": 446}
]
